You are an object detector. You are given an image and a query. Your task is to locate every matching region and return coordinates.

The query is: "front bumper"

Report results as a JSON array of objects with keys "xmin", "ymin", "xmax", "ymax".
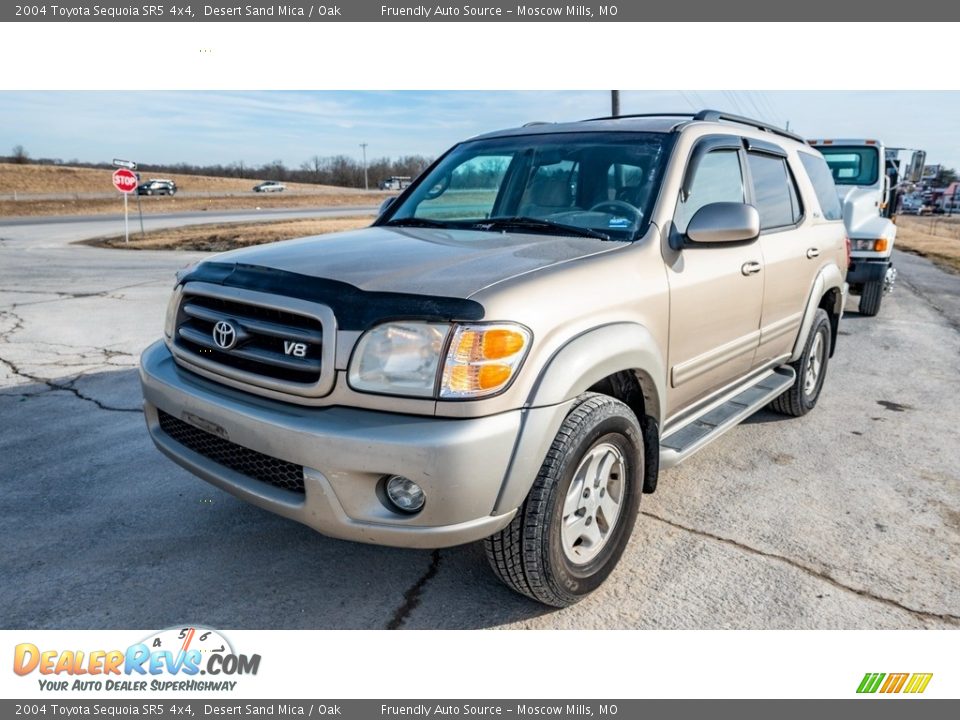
[
  {"xmin": 139, "ymin": 341, "xmax": 546, "ymax": 548},
  {"xmin": 847, "ymin": 256, "xmax": 891, "ymax": 286}
]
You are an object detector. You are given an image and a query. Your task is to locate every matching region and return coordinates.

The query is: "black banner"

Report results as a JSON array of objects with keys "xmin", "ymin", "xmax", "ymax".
[{"xmin": 2, "ymin": 0, "xmax": 946, "ymax": 22}]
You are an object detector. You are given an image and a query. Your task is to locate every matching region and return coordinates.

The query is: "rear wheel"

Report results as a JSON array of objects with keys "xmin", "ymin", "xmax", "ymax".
[
  {"xmin": 485, "ymin": 393, "xmax": 643, "ymax": 607},
  {"xmin": 769, "ymin": 308, "xmax": 831, "ymax": 417},
  {"xmin": 859, "ymin": 280, "xmax": 884, "ymax": 316}
]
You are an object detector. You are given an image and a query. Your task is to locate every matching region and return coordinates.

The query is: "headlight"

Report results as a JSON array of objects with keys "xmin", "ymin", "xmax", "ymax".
[
  {"xmin": 348, "ymin": 322, "xmax": 449, "ymax": 397},
  {"xmin": 163, "ymin": 285, "xmax": 183, "ymax": 339},
  {"xmin": 439, "ymin": 323, "xmax": 531, "ymax": 399},
  {"xmin": 348, "ymin": 321, "xmax": 532, "ymax": 399},
  {"xmin": 851, "ymin": 238, "xmax": 888, "ymax": 252}
]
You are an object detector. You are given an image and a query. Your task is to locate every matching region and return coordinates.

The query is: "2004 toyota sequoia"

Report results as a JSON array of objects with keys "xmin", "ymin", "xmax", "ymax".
[{"xmin": 140, "ymin": 110, "xmax": 848, "ymax": 606}]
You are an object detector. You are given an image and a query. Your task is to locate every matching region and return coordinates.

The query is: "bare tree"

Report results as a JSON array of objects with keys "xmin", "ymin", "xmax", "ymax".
[{"xmin": 11, "ymin": 145, "xmax": 29, "ymax": 164}]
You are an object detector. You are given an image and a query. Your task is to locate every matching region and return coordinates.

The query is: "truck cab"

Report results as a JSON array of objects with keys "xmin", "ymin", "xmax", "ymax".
[{"xmin": 808, "ymin": 139, "xmax": 924, "ymax": 316}]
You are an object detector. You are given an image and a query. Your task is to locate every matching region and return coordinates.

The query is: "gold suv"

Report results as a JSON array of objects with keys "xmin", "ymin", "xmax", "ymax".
[{"xmin": 141, "ymin": 110, "xmax": 848, "ymax": 606}]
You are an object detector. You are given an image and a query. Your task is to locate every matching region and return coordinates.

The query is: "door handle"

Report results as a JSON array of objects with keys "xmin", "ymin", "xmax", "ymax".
[
  {"xmin": 741, "ymin": 261, "xmax": 762, "ymax": 276},
  {"xmin": 806, "ymin": 247, "xmax": 820, "ymax": 259}
]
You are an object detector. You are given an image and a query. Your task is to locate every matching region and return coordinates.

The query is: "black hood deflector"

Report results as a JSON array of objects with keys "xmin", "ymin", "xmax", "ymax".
[{"xmin": 181, "ymin": 262, "xmax": 485, "ymax": 331}]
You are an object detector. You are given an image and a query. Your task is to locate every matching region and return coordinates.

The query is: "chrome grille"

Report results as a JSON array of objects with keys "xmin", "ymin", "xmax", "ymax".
[{"xmin": 169, "ymin": 282, "xmax": 337, "ymax": 400}]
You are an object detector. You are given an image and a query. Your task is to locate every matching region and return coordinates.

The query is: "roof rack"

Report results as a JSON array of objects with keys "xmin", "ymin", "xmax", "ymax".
[
  {"xmin": 581, "ymin": 109, "xmax": 803, "ymax": 143},
  {"xmin": 692, "ymin": 109, "xmax": 803, "ymax": 143},
  {"xmin": 582, "ymin": 112, "xmax": 694, "ymax": 122}
]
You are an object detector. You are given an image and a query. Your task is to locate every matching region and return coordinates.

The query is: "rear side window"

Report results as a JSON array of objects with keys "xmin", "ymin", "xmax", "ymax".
[
  {"xmin": 747, "ymin": 153, "xmax": 802, "ymax": 229},
  {"xmin": 799, "ymin": 152, "xmax": 843, "ymax": 221},
  {"xmin": 674, "ymin": 150, "xmax": 745, "ymax": 234}
]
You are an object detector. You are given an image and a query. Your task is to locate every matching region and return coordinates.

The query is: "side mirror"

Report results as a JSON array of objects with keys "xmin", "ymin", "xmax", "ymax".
[
  {"xmin": 686, "ymin": 202, "xmax": 760, "ymax": 244},
  {"xmin": 907, "ymin": 150, "xmax": 926, "ymax": 184},
  {"xmin": 424, "ymin": 174, "xmax": 450, "ymax": 200},
  {"xmin": 378, "ymin": 196, "xmax": 397, "ymax": 216}
]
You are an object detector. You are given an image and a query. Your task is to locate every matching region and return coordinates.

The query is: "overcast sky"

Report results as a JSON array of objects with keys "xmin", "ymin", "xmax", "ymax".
[{"xmin": 1, "ymin": 90, "xmax": 957, "ymax": 170}]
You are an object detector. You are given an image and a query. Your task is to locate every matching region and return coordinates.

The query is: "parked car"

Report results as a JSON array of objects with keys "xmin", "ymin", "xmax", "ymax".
[
  {"xmin": 137, "ymin": 179, "xmax": 177, "ymax": 196},
  {"xmin": 253, "ymin": 181, "xmax": 286, "ymax": 193},
  {"xmin": 141, "ymin": 110, "xmax": 848, "ymax": 606},
  {"xmin": 379, "ymin": 176, "xmax": 412, "ymax": 191}
]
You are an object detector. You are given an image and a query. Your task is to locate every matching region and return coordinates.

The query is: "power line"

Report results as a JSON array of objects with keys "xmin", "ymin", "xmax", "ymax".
[
  {"xmin": 722, "ymin": 90, "xmax": 746, "ymax": 115},
  {"xmin": 690, "ymin": 90, "xmax": 710, "ymax": 109},
  {"xmin": 677, "ymin": 90, "xmax": 699, "ymax": 112},
  {"xmin": 744, "ymin": 91, "xmax": 768, "ymax": 121}
]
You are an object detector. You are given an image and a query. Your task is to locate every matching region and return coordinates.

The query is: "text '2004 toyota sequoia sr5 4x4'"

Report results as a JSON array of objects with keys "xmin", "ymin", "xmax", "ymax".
[{"xmin": 140, "ymin": 110, "xmax": 848, "ymax": 607}]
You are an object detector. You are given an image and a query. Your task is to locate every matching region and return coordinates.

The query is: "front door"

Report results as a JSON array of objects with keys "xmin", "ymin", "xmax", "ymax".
[{"xmin": 666, "ymin": 142, "xmax": 765, "ymax": 416}]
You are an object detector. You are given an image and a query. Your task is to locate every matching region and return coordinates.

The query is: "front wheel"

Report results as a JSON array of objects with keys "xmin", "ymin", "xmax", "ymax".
[
  {"xmin": 485, "ymin": 393, "xmax": 643, "ymax": 607},
  {"xmin": 859, "ymin": 279, "xmax": 884, "ymax": 316}
]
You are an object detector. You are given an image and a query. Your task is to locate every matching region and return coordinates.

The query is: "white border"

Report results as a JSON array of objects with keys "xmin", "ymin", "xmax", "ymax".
[
  {"xmin": 1, "ymin": 19, "xmax": 958, "ymax": 702},
  {"xmin": 2, "ymin": 629, "xmax": 956, "ymax": 699},
  {"xmin": 0, "ymin": 22, "xmax": 957, "ymax": 91}
]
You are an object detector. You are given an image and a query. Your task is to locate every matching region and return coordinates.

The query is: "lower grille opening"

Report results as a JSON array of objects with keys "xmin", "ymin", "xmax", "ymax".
[{"xmin": 157, "ymin": 409, "xmax": 305, "ymax": 495}]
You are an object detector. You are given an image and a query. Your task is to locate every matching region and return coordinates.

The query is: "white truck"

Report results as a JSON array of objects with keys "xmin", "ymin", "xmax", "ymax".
[{"xmin": 807, "ymin": 139, "xmax": 924, "ymax": 316}]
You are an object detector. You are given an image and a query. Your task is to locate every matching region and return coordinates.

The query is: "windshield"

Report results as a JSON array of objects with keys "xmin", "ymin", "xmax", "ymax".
[
  {"xmin": 818, "ymin": 146, "xmax": 880, "ymax": 186},
  {"xmin": 381, "ymin": 131, "xmax": 670, "ymax": 241}
]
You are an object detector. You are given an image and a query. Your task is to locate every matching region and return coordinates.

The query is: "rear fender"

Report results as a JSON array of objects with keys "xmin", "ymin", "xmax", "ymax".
[{"xmin": 792, "ymin": 265, "xmax": 845, "ymax": 362}]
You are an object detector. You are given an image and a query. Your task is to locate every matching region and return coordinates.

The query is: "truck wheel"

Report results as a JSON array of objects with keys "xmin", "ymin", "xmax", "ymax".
[
  {"xmin": 859, "ymin": 280, "xmax": 884, "ymax": 316},
  {"xmin": 769, "ymin": 308, "xmax": 831, "ymax": 417},
  {"xmin": 485, "ymin": 393, "xmax": 643, "ymax": 607}
]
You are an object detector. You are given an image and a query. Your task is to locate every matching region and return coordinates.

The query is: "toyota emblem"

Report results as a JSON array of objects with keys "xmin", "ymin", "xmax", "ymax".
[{"xmin": 212, "ymin": 320, "xmax": 238, "ymax": 350}]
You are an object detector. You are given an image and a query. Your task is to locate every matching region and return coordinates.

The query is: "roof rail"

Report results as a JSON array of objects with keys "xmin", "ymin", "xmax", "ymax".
[
  {"xmin": 522, "ymin": 121, "xmax": 553, "ymax": 127},
  {"xmin": 579, "ymin": 109, "xmax": 803, "ymax": 143},
  {"xmin": 582, "ymin": 112, "xmax": 695, "ymax": 122},
  {"xmin": 692, "ymin": 109, "xmax": 803, "ymax": 143}
]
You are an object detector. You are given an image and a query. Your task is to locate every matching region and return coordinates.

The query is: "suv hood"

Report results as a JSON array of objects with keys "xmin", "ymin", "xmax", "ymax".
[{"xmin": 204, "ymin": 225, "xmax": 619, "ymax": 298}]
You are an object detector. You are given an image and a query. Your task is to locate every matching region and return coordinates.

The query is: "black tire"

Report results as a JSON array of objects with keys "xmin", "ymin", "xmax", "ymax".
[
  {"xmin": 485, "ymin": 393, "xmax": 643, "ymax": 607},
  {"xmin": 859, "ymin": 280, "xmax": 883, "ymax": 316},
  {"xmin": 769, "ymin": 308, "xmax": 832, "ymax": 417}
]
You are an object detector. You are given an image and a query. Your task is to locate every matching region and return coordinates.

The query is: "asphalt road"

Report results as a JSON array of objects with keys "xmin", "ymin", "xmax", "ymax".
[{"xmin": 1, "ymin": 212, "xmax": 958, "ymax": 630}]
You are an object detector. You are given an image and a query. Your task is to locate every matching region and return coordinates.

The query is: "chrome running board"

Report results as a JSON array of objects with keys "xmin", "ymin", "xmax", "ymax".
[{"xmin": 659, "ymin": 367, "xmax": 796, "ymax": 469}]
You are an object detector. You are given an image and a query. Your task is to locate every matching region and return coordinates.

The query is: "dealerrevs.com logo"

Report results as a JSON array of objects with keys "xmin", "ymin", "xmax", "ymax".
[{"xmin": 13, "ymin": 626, "xmax": 261, "ymax": 692}]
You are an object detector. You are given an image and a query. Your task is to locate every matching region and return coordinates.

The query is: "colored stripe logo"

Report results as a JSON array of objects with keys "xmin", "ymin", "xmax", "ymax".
[{"xmin": 857, "ymin": 672, "xmax": 933, "ymax": 694}]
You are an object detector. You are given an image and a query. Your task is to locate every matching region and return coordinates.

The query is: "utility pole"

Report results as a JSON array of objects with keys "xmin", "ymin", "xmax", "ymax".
[
  {"xmin": 360, "ymin": 143, "xmax": 369, "ymax": 191},
  {"xmin": 611, "ymin": 90, "xmax": 620, "ymax": 117}
]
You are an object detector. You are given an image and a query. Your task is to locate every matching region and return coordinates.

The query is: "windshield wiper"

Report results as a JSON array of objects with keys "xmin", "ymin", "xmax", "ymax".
[
  {"xmin": 472, "ymin": 216, "xmax": 611, "ymax": 241},
  {"xmin": 382, "ymin": 217, "xmax": 455, "ymax": 229}
]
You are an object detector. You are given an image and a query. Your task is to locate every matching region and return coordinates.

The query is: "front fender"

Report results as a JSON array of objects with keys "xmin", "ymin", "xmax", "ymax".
[
  {"xmin": 527, "ymin": 322, "xmax": 666, "ymax": 424},
  {"xmin": 491, "ymin": 323, "xmax": 666, "ymax": 514}
]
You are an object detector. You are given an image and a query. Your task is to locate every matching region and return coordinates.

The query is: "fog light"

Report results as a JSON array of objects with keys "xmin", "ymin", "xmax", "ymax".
[{"xmin": 384, "ymin": 475, "xmax": 425, "ymax": 513}]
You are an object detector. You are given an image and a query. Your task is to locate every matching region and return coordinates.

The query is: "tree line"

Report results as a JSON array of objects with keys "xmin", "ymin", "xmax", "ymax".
[{"xmin": 2, "ymin": 145, "xmax": 433, "ymax": 189}]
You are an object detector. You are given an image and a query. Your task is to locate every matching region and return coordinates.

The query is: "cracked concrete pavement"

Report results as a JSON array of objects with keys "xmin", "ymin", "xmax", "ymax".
[{"xmin": 1, "ymin": 211, "xmax": 958, "ymax": 630}]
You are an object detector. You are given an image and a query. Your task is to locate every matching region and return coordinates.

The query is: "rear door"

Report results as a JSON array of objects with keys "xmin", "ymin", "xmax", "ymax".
[
  {"xmin": 666, "ymin": 137, "xmax": 765, "ymax": 413},
  {"xmin": 746, "ymin": 142, "xmax": 812, "ymax": 366}
]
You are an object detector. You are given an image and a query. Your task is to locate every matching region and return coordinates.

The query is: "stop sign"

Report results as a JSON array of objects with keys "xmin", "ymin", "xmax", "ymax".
[{"xmin": 112, "ymin": 168, "xmax": 138, "ymax": 194}]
